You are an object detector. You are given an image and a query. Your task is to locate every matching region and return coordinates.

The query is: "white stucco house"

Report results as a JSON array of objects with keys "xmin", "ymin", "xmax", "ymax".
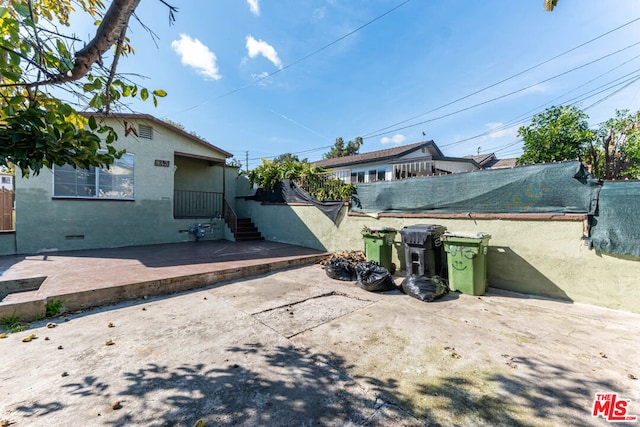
[{"xmin": 312, "ymin": 141, "xmax": 482, "ymax": 183}]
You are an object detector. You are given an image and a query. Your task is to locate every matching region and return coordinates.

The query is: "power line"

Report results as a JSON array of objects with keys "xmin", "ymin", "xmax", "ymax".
[
  {"xmin": 362, "ymin": 16, "xmax": 640, "ymax": 139},
  {"xmin": 241, "ymin": 14, "xmax": 640, "ymax": 166},
  {"xmin": 212, "ymin": 0, "xmax": 411, "ymax": 102},
  {"xmin": 250, "ymin": 65, "xmax": 640, "ymax": 165},
  {"xmin": 439, "ymin": 64, "xmax": 640, "ymax": 150},
  {"xmin": 363, "ymin": 40, "xmax": 640, "ymax": 139}
]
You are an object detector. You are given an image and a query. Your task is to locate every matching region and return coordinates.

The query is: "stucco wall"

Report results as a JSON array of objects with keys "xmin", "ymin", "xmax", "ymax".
[
  {"xmin": 236, "ymin": 199, "xmax": 640, "ymax": 313},
  {"xmin": 14, "ymin": 117, "xmax": 236, "ymax": 254},
  {"xmin": 174, "ymin": 156, "xmax": 224, "ymax": 192},
  {"xmin": 0, "ymin": 232, "xmax": 16, "ymax": 256}
]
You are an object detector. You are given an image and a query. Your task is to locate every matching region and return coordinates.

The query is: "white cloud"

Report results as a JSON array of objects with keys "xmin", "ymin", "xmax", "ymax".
[
  {"xmin": 246, "ymin": 35, "xmax": 283, "ymax": 69},
  {"xmin": 520, "ymin": 83, "xmax": 548, "ymax": 95},
  {"xmin": 247, "ymin": 0, "xmax": 260, "ymax": 16},
  {"xmin": 380, "ymin": 134, "xmax": 407, "ymax": 145},
  {"xmin": 313, "ymin": 7, "xmax": 326, "ymax": 20},
  {"xmin": 171, "ymin": 34, "xmax": 221, "ymax": 80},
  {"xmin": 251, "ymin": 71, "xmax": 271, "ymax": 87},
  {"xmin": 482, "ymin": 122, "xmax": 519, "ymax": 141}
]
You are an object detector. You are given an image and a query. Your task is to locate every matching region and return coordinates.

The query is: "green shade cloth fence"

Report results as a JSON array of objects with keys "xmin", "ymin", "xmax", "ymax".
[{"xmin": 351, "ymin": 161, "xmax": 599, "ymax": 214}]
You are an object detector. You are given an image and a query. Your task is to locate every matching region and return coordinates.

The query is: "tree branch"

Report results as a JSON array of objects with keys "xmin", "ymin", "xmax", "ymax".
[
  {"xmin": 104, "ymin": 25, "xmax": 128, "ymax": 114},
  {"xmin": 47, "ymin": 0, "xmax": 141, "ymax": 85}
]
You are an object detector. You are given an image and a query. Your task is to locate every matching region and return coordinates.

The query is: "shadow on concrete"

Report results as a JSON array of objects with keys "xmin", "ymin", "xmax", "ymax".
[
  {"xmin": 359, "ymin": 355, "xmax": 618, "ymax": 426},
  {"xmin": 54, "ymin": 343, "xmax": 416, "ymax": 426},
  {"xmin": 0, "ymin": 240, "xmax": 326, "ymax": 270},
  {"xmin": 11, "ymin": 343, "xmax": 622, "ymax": 425},
  {"xmin": 488, "ymin": 246, "xmax": 572, "ymax": 302}
]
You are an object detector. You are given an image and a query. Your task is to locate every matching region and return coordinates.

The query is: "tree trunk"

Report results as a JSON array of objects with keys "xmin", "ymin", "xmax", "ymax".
[{"xmin": 49, "ymin": 0, "xmax": 141, "ymax": 84}]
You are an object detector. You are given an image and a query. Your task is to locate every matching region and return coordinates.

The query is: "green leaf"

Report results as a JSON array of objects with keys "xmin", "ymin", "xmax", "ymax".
[
  {"xmin": 1, "ymin": 69, "xmax": 21, "ymax": 81},
  {"xmin": 9, "ymin": 51, "xmax": 20, "ymax": 66},
  {"xmin": 152, "ymin": 89, "xmax": 167, "ymax": 97},
  {"xmin": 55, "ymin": 40, "xmax": 70, "ymax": 57},
  {"xmin": 59, "ymin": 104, "xmax": 73, "ymax": 116},
  {"xmin": 14, "ymin": 3, "xmax": 30, "ymax": 17},
  {"xmin": 88, "ymin": 115, "xmax": 97, "ymax": 130},
  {"xmin": 140, "ymin": 88, "xmax": 148, "ymax": 101},
  {"xmin": 153, "ymin": 95, "xmax": 158, "ymax": 107},
  {"xmin": 61, "ymin": 58, "xmax": 74, "ymax": 71},
  {"xmin": 89, "ymin": 94, "xmax": 103, "ymax": 109}
]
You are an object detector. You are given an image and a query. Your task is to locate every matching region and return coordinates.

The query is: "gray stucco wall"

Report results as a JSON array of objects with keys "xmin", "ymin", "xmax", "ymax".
[
  {"xmin": 14, "ymin": 117, "xmax": 237, "ymax": 254},
  {"xmin": 0, "ymin": 232, "xmax": 16, "ymax": 256}
]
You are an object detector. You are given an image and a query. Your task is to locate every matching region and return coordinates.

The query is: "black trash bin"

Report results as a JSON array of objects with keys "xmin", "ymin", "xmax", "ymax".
[{"xmin": 399, "ymin": 224, "xmax": 447, "ymax": 278}]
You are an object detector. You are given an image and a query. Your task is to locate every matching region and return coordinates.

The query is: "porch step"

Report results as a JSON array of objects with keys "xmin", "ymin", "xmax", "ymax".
[{"xmin": 234, "ymin": 218, "xmax": 264, "ymax": 241}]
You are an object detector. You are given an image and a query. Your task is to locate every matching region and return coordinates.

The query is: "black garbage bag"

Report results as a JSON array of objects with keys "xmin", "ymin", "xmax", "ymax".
[
  {"xmin": 401, "ymin": 275, "xmax": 449, "ymax": 302},
  {"xmin": 325, "ymin": 257, "xmax": 356, "ymax": 281},
  {"xmin": 355, "ymin": 261, "xmax": 395, "ymax": 292}
]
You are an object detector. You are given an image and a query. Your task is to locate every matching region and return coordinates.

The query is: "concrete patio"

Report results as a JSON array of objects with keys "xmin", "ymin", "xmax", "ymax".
[
  {"xmin": 0, "ymin": 242, "xmax": 638, "ymax": 426},
  {"xmin": 0, "ymin": 240, "xmax": 328, "ymax": 321}
]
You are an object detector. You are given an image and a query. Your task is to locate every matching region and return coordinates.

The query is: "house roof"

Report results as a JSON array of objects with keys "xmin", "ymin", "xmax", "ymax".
[
  {"xmin": 488, "ymin": 158, "xmax": 518, "ymax": 169},
  {"xmin": 311, "ymin": 141, "xmax": 442, "ymax": 169},
  {"xmin": 464, "ymin": 153, "xmax": 518, "ymax": 169},
  {"xmin": 464, "ymin": 153, "xmax": 496, "ymax": 167},
  {"xmin": 79, "ymin": 112, "xmax": 233, "ymax": 158}
]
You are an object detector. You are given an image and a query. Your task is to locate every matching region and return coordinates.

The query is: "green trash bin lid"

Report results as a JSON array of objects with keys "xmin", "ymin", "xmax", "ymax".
[
  {"xmin": 443, "ymin": 232, "xmax": 491, "ymax": 239},
  {"xmin": 361, "ymin": 226, "xmax": 397, "ymax": 236}
]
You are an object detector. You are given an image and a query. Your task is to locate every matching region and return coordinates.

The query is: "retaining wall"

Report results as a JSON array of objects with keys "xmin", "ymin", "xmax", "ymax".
[{"xmin": 236, "ymin": 199, "xmax": 640, "ymax": 313}]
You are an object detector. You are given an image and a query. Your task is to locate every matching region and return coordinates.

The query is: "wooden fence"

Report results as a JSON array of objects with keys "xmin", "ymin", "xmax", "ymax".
[{"xmin": 0, "ymin": 189, "xmax": 14, "ymax": 231}]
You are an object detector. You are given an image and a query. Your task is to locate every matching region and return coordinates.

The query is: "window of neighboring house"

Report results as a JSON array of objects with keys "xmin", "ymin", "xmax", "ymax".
[
  {"xmin": 377, "ymin": 170, "xmax": 386, "ymax": 181},
  {"xmin": 356, "ymin": 172, "xmax": 365, "ymax": 183},
  {"xmin": 53, "ymin": 153, "xmax": 135, "ymax": 199},
  {"xmin": 333, "ymin": 170, "xmax": 351, "ymax": 183},
  {"xmin": 1, "ymin": 177, "xmax": 11, "ymax": 184},
  {"xmin": 368, "ymin": 170, "xmax": 377, "ymax": 182}
]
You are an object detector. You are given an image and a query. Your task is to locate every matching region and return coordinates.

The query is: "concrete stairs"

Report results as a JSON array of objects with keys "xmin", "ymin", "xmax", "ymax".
[{"xmin": 234, "ymin": 218, "xmax": 264, "ymax": 241}]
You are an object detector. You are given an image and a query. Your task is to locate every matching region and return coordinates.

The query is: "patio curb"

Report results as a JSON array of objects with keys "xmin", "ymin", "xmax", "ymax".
[{"xmin": 0, "ymin": 252, "xmax": 328, "ymax": 322}]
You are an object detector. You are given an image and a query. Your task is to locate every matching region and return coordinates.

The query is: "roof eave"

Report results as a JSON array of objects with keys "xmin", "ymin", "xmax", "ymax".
[{"xmin": 79, "ymin": 112, "xmax": 233, "ymax": 158}]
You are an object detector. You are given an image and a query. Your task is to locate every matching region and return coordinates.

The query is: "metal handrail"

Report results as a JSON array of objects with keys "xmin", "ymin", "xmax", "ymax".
[
  {"xmin": 173, "ymin": 190, "xmax": 223, "ymax": 218},
  {"xmin": 223, "ymin": 198, "xmax": 237, "ymax": 235}
]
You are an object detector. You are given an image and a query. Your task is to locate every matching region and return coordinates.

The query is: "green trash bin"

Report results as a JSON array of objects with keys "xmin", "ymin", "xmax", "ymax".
[
  {"xmin": 442, "ymin": 232, "xmax": 491, "ymax": 295},
  {"xmin": 361, "ymin": 227, "xmax": 397, "ymax": 273}
]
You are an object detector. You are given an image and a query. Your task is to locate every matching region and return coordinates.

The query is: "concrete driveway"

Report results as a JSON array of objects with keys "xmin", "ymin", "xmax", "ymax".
[{"xmin": 1, "ymin": 265, "xmax": 639, "ymax": 426}]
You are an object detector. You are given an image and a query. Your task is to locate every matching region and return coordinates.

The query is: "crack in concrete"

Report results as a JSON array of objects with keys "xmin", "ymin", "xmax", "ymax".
[{"xmin": 250, "ymin": 290, "xmax": 373, "ymax": 315}]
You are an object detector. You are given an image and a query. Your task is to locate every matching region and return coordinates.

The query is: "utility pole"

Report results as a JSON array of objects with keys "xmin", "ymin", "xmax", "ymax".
[{"xmin": 245, "ymin": 151, "xmax": 249, "ymax": 173}]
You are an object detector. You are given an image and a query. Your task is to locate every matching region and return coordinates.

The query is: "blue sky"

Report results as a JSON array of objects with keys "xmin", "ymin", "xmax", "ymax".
[{"xmin": 81, "ymin": 0, "xmax": 640, "ymax": 169}]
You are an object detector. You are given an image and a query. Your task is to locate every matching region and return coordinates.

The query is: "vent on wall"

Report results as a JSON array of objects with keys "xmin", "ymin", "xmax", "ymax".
[{"xmin": 139, "ymin": 124, "xmax": 153, "ymax": 139}]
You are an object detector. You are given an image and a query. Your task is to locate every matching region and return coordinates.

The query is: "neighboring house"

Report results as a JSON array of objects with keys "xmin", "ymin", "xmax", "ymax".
[
  {"xmin": 13, "ymin": 113, "xmax": 237, "ymax": 254},
  {"xmin": 464, "ymin": 153, "xmax": 518, "ymax": 169},
  {"xmin": 311, "ymin": 141, "xmax": 481, "ymax": 183},
  {"xmin": 0, "ymin": 174, "xmax": 13, "ymax": 191}
]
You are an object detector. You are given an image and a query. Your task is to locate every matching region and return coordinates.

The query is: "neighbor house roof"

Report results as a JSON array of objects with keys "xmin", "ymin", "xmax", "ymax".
[
  {"xmin": 464, "ymin": 153, "xmax": 517, "ymax": 169},
  {"xmin": 464, "ymin": 153, "xmax": 497, "ymax": 167},
  {"xmin": 489, "ymin": 158, "xmax": 518, "ymax": 169},
  {"xmin": 79, "ymin": 112, "xmax": 233, "ymax": 158},
  {"xmin": 312, "ymin": 141, "xmax": 443, "ymax": 169}
]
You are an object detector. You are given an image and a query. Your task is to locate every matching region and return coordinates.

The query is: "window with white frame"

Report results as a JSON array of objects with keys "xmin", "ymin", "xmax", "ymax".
[
  {"xmin": 53, "ymin": 153, "xmax": 135, "ymax": 199},
  {"xmin": 332, "ymin": 170, "xmax": 351, "ymax": 183}
]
